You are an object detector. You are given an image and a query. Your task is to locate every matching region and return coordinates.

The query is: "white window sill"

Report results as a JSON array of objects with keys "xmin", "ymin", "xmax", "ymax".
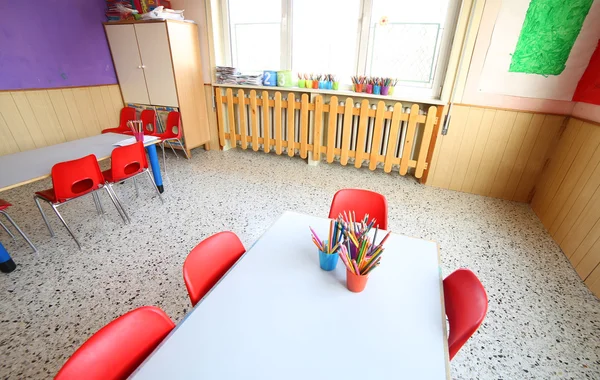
[{"xmin": 212, "ymin": 83, "xmax": 447, "ymax": 106}]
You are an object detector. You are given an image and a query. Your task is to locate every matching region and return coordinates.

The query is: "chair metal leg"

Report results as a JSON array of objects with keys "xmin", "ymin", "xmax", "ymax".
[
  {"xmin": 0, "ymin": 211, "xmax": 37, "ymax": 252},
  {"xmin": 92, "ymin": 192, "xmax": 104, "ymax": 215},
  {"xmin": 0, "ymin": 218, "xmax": 16, "ymax": 240},
  {"xmin": 104, "ymin": 186, "xmax": 130, "ymax": 224},
  {"xmin": 107, "ymin": 185, "xmax": 131, "ymax": 224},
  {"xmin": 145, "ymin": 169, "xmax": 164, "ymax": 204},
  {"xmin": 166, "ymin": 140, "xmax": 179, "ymax": 159},
  {"xmin": 161, "ymin": 142, "xmax": 167, "ymax": 169},
  {"xmin": 51, "ymin": 204, "xmax": 81, "ymax": 250},
  {"xmin": 34, "ymin": 196, "xmax": 55, "ymax": 237},
  {"xmin": 177, "ymin": 139, "xmax": 190, "ymax": 160},
  {"xmin": 133, "ymin": 177, "xmax": 139, "ymax": 198}
]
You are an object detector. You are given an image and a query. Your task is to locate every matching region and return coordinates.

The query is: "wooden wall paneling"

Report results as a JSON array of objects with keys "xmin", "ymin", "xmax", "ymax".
[
  {"xmin": 0, "ymin": 111, "xmax": 18, "ymax": 156},
  {"xmin": 447, "ymin": 107, "xmax": 484, "ymax": 191},
  {"xmin": 250, "ymin": 91, "xmax": 259, "ymax": 152},
  {"xmin": 25, "ymin": 90, "xmax": 66, "ymax": 146},
  {"xmin": 369, "ymin": 102, "xmax": 385, "ymax": 171},
  {"xmin": 503, "ymin": 114, "xmax": 544, "ymax": 201},
  {"xmin": 488, "ymin": 112, "xmax": 533, "ymax": 198},
  {"xmin": 108, "ymin": 85, "xmax": 125, "ymax": 117},
  {"xmin": 534, "ymin": 121, "xmax": 592, "ymax": 219},
  {"xmin": 458, "ymin": 109, "xmax": 495, "ymax": 193},
  {"xmin": 10, "ymin": 91, "xmax": 48, "ymax": 148},
  {"xmin": 531, "ymin": 119, "xmax": 582, "ymax": 212},
  {"xmin": 262, "ymin": 91, "xmax": 270, "ymax": 153},
  {"xmin": 573, "ymin": 228, "xmax": 600, "ymax": 280},
  {"xmin": 512, "ymin": 115, "xmax": 564, "ymax": 202},
  {"xmin": 61, "ymin": 89, "xmax": 88, "ymax": 140},
  {"xmin": 299, "ymin": 94, "xmax": 309, "ymax": 158},
  {"xmin": 541, "ymin": 126, "xmax": 600, "ymax": 230},
  {"xmin": 326, "ymin": 96, "xmax": 338, "ymax": 163},
  {"xmin": 46, "ymin": 89, "xmax": 79, "ymax": 142},
  {"xmin": 550, "ymin": 150, "xmax": 600, "ymax": 241},
  {"xmin": 238, "ymin": 89, "xmax": 248, "ymax": 150},
  {"xmin": 560, "ymin": 186, "xmax": 600, "ymax": 259},
  {"xmin": 428, "ymin": 105, "xmax": 470, "ymax": 189},
  {"xmin": 274, "ymin": 92, "xmax": 283, "ymax": 155},
  {"xmin": 384, "ymin": 103, "xmax": 403, "ymax": 173},
  {"xmin": 89, "ymin": 85, "xmax": 112, "ymax": 133},
  {"xmin": 312, "ymin": 96, "xmax": 324, "ymax": 160},
  {"xmin": 471, "ymin": 111, "xmax": 517, "ymax": 196},
  {"xmin": 74, "ymin": 88, "xmax": 104, "ymax": 137},
  {"xmin": 100, "ymin": 86, "xmax": 119, "ymax": 128},
  {"xmin": 0, "ymin": 93, "xmax": 37, "ymax": 152},
  {"xmin": 584, "ymin": 264, "xmax": 600, "ymax": 297},
  {"xmin": 287, "ymin": 93, "xmax": 296, "ymax": 157},
  {"xmin": 352, "ymin": 100, "xmax": 369, "ymax": 168},
  {"xmin": 415, "ymin": 106, "xmax": 437, "ymax": 178}
]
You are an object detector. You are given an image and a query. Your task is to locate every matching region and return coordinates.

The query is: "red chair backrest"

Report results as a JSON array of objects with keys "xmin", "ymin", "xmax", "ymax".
[
  {"xmin": 119, "ymin": 107, "xmax": 137, "ymax": 130},
  {"xmin": 109, "ymin": 142, "xmax": 148, "ymax": 182},
  {"xmin": 140, "ymin": 109, "xmax": 156, "ymax": 135},
  {"xmin": 183, "ymin": 231, "xmax": 246, "ymax": 306},
  {"xmin": 443, "ymin": 269, "xmax": 488, "ymax": 360},
  {"xmin": 51, "ymin": 155, "xmax": 104, "ymax": 203},
  {"xmin": 328, "ymin": 189, "xmax": 388, "ymax": 229},
  {"xmin": 55, "ymin": 306, "xmax": 175, "ymax": 380},
  {"xmin": 161, "ymin": 111, "xmax": 182, "ymax": 139}
]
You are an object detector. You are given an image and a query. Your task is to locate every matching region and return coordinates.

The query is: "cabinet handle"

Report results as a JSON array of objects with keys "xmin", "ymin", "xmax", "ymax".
[
  {"xmin": 138, "ymin": 65, "xmax": 142, "ymax": 69},
  {"xmin": 141, "ymin": 65, "xmax": 146, "ymax": 69}
]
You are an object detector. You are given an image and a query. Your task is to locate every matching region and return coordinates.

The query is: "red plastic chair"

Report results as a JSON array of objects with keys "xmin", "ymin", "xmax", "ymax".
[
  {"xmin": 328, "ymin": 189, "xmax": 388, "ymax": 230},
  {"xmin": 443, "ymin": 268, "xmax": 488, "ymax": 360},
  {"xmin": 103, "ymin": 142, "xmax": 164, "ymax": 223},
  {"xmin": 140, "ymin": 109, "xmax": 157, "ymax": 135},
  {"xmin": 183, "ymin": 231, "xmax": 246, "ymax": 306},
  {"xmin": 101, "ymin": 107, "xmax": 137, "ymax": 134},
  {"xmin": 33, "ymin": 155, "xmax": 125, "ymax": 250},
  {"xmin": 0, "ymin": 199, "xmax": 36, "ymax": 252},
  {"xmin": 154, "ymin": 111, "xmax": 190, "ymax": 166},
  {"xmin": 55, "ymin": 306, "xmax": 175, "ymax": 380}
]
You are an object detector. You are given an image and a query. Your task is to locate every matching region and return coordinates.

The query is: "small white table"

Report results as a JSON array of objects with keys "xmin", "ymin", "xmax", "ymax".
[
  {"xmin": 0, "ymin": 133, "xmax": 162, "ymax": 192},
  {"xmin": 132, "ymin": 211, "xmax": 450, "ymax": 379}
]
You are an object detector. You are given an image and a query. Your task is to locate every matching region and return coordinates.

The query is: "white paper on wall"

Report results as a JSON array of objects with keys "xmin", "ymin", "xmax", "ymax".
[{"xmin": 478, "ymin": 0, "xmax": 600, "ymax": 101}]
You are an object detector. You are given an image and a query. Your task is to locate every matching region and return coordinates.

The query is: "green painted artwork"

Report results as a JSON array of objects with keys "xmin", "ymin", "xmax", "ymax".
[{"xmin": 509, "ymin": 0, "xmax": 593, "ymax": 76}]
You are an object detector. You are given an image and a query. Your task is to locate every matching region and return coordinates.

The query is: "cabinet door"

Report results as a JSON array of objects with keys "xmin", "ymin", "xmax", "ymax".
[
  {"xmin": 104, "ymin": 25, "xmax": 150, "ymax": 104},
  {"xmin": 134, "ymin": 23, "xmax": 179, "ymax": 107}
]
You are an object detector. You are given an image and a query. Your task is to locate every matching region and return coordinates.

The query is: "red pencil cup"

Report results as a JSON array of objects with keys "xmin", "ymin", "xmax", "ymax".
[
  {"xmin": 355, "ymin": 84, "xmax": 364, "ymax": 93},
  {"xmin": 366, "ymin": 84, "xmax": 373, "ymax": 94},
  {"xmin": 134, "ymin": 131, "xmax": 144, "ymax": 142},
  {"xmin": 346, "ymin": 269, "xmax": 369, "ymax": 293}
]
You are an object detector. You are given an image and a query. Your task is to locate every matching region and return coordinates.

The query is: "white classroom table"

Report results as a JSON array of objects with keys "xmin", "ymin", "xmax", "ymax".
[
  {"xmin": 131, "ymin": 211, "xmax": 450, "ymax": 379},
  {"xmin": 0, "ymin": 133, "xmax": 162, "ymax": 192}
]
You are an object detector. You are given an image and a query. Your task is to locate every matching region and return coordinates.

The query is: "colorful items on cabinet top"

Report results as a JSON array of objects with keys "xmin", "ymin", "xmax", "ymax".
[
  {"xmin": 297, "ymin": 73, "xmax": 339, "ymax": 90},
  {"xmin": 351, "ymin": 76, "xmax": 398, "ymax": 96},
  {"xmin": 105, "ymin": 0, "xmax": 175, "ymax": 21}
]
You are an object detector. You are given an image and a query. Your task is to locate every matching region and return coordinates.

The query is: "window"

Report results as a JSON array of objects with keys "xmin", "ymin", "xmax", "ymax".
[{"xmin": 222, "ymin": 0, "xmax": 458, "ymax": 98}]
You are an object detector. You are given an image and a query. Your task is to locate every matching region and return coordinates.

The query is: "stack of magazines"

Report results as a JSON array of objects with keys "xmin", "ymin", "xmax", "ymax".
[{"xmin": 216, "ymin": 66, "xmax": 263, "ymax": 86}]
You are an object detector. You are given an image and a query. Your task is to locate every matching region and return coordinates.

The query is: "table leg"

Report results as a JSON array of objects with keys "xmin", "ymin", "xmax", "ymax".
[{"xmin": 146, "ymin": 145, "xmax": 164, "ymax": 193}]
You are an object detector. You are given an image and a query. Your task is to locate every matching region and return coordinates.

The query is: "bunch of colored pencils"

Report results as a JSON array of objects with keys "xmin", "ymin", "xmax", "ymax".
[
  {"xmin": 309, "ymin": 219, "xmax": 344, "ymax": 254},
  {"xmin": 351, "ymin": 76, "xmax": 367, "ymax": 85},
  {"xmin": 127, "ymin": 120, "xmax": 143, "ymax": 134},
  {"xmin": 336, "ymin": 211, "xmax": 390, "ymax": 275}
]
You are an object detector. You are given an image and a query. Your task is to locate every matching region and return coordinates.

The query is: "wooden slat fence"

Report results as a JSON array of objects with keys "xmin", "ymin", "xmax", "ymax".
[{"xmin": 215, "ymin": 87, "xmax": 438, "ymax": 178}]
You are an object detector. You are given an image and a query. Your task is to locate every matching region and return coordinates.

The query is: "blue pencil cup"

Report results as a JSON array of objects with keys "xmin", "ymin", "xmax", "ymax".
[
  {"xmin": 263, "ymin": 71, "xmax": 277, "ymax": 86},
  {"xmin": 373, "ymin": 85, "xmax": 381, "ymax": 95},
  {"xmin": 319, "ymin": 250, "xmax": 339, "ymax": 271}
]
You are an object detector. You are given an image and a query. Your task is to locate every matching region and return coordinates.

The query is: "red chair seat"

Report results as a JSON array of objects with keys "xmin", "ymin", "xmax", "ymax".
[
  {"xmin": 55, "ymin": 306, "xmax": 175, "ymax": 380},
  {"xmin": 0, "ymin": 199, "xmax": 11, "ymax": 211},
  {"xmin": 101, "ymin": 169, "xmax": 114, "ymax": 183},
  {"xmin": 328, "ymin": 188, "xmax": 388, "ymax": 229},
  {"xmin": 34, "ymin": 188, "xmax": 57, "ymax": 203}
]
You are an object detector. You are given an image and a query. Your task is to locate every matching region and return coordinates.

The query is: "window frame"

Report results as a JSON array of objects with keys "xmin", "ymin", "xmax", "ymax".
[{"xmin": 220, "ymin": 0, "xmax": 461, "ymax": 99}]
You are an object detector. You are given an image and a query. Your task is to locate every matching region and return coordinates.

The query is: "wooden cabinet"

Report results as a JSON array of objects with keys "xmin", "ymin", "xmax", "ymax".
[{"xmin": 104, "ymin": 20, "xmax": 210, "ymax": 153}]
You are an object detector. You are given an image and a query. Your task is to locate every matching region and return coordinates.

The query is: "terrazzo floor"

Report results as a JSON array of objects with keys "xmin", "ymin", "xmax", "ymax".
[{"xmin": 0, "ymin": 148, "xmax": 599, "ymax": 379}]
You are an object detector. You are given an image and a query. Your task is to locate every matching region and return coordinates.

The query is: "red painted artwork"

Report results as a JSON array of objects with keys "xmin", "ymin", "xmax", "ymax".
[{"xmin": 573, "ymin": 40, "xmax": 600, "ymax": 105}]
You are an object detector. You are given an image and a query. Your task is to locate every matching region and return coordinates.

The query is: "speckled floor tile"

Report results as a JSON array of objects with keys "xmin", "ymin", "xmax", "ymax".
[{"xmin": 0, "ymin": 148, "xmax": 599, "ymax": 379}]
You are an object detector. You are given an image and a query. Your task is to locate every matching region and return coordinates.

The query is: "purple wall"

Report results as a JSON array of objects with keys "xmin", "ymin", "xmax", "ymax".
[{"xmin": 0, "ymin": 0, "xmax": 117, "ymax": 90}]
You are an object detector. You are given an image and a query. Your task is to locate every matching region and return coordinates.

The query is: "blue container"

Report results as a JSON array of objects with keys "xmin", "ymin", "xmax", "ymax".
[
  {"xmin": 373, "ymin": 85, "xmax": 381, "ymax": 95},
  {"xmin": 263, "ymin": 71, "xmax": 277, "ymax": 86},
  {"xmin": 319, "ymin": 249, "xmax": 339, "ymax": 271},
  {"xmin": 0, "ymin": 242, "xmax": 16, "ymax": 273},
  {"xmin": 327, "ymin": 81, "xmax": 333, "ymax": 90}
]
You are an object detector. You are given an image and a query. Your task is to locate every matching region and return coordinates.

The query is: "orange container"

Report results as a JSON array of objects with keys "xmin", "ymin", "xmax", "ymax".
[
  {"xmin": 355, "ymin": 84, "xmax": 364, "ymax": 93},
  {"xmin": 346, "ymin": 269, "xmax": 369, "ymax": 293}
]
